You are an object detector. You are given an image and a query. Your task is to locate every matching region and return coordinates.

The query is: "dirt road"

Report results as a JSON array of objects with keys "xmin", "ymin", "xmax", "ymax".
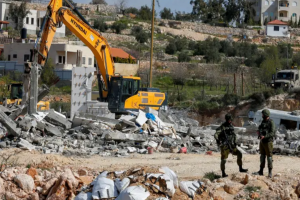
[{"xmin": 2, "ymin": 149, "xmax": 300, "ymax": 179}]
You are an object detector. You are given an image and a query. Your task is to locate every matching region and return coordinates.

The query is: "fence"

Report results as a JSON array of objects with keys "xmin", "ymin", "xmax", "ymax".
[{"xmin": 0, "ymin": 61, "xmax": 72, "ymax": 81}]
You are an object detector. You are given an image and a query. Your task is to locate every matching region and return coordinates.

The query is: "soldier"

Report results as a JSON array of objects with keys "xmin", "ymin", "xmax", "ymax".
[
  {"xmin": 214, "ymin": 114, "xmax": 248, "ymax": 178},
  {"xmin": 254, "ymin": 109, "xmax": 275, "ymax": 178}
]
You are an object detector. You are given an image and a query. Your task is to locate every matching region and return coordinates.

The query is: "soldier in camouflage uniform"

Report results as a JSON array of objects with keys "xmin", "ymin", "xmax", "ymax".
[
  {"xmin": 214, "ymin": 114, "xmax": 248, "ymax": 178},
  {"xmin": 254, "ymin": 109, "xmax": 275, "ymax": 178}
]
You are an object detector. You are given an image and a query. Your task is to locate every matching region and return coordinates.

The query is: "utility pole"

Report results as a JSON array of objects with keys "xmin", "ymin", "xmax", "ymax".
[
  {"xmin": 242, "ymin": 72, "xmax": 245, "ymax": 96},
  {"xmin": 234, "ymin": 73, "xmax": 237, "ymax": 94},
  {"xmin": 149, "ymin": 0, "xmax": 155, "ymax": 88}
]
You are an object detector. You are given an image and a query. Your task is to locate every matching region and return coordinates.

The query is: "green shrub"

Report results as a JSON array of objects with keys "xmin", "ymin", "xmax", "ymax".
[
  {"xmin": 249, "ymin": 92, "xmax": 265, "ymax": 104},
  {"xmin": 178, "ymin": 51, "xmax": 191, "ymax": 62},
  {"xmin": 196, "ymin": 101, "xmax": 219, "ymax": 112},
  {"xmin": 203, "ymin": 172, "xmax": 221, "ymax": 181},
  {"xmin": 111, "ymin": 21, "xmax": 128, "ymax": 34},
  {"xmin": 222, "ymin": 93, "xmax": 240, "ymax": 105},
  {"xmin": 165, "ymin": 42, "xmax": 177, "ymax": 55}
]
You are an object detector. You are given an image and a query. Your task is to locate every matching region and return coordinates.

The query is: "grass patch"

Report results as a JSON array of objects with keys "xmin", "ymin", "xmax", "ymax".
[
  {"xmin": 49, "ymin": 86, "xmax": 71, "ymax": 95},
  {"xmin": 26, "ymin": 164, "xmax": 31, "ymax": 168},
  {"xmin": 203, "ymin": 171, "xmax": 221, "ymax": 181},
  {"xmin": 244, "ymin": 186, "xmax": 261, "ymax": 193}
]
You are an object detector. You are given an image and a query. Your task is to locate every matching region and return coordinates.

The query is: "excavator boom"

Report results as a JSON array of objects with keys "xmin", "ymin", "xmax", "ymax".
[{"xmin": 35, "ymin": 0, "xmax": 166, "ymax": 113}]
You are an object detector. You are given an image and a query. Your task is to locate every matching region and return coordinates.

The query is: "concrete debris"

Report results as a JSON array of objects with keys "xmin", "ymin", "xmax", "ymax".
[{"xmin": 0, "ymin": 103, "xmax": 299, "ymax": 156}]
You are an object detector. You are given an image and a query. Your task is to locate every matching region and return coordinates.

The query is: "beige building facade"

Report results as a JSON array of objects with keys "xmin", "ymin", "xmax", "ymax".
[
  {"xmin": 252, "ymin": 0, "xmax": 300, "ymax": 24},
  {"xmin": 4, "ymin": 43, "xmax": 94, "ymax": 70}
]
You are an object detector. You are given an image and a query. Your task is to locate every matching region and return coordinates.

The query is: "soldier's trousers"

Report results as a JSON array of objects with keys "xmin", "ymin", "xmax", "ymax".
[
  {"xmin": 220, "ymin": 146, "xmax": 243, "ymax": 171},
  {"xmin": 259, "ymin": 141, "xmax": 273, "ymax": 169}
]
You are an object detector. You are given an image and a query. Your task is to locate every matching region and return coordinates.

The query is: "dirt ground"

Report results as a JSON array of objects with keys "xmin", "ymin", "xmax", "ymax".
[{"xmin": 2, "ymin": 149, "xmax": 300, "ymax": 179}]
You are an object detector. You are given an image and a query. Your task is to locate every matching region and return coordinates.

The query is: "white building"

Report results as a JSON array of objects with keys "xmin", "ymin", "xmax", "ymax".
[
  {"xmin": 0, "ymin": 1, "xmax": 65, "ymax": 37},
  {"xmin": 266, "ymin": 19, "xmax": 290, "ymax": 37},
  {"xmin": 250, "ymin": 0, "xmax": 300, "ymax": 25},
  {"xmin": 4, "ymin": 43, "xmax": 94, "ymax": 70}
]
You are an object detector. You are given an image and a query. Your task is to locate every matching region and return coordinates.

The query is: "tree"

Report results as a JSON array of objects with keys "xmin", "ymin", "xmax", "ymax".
[
  {"xmin": 264, "ymin": 17, "xmax": 268, "ymax": 25},
  {"xmin": 178, "ymin": 51, "xmax": 191, "ymax": 62},
  {"xmin": 138, "ymin": 5, "xmax": 152, "ymax": 20},
  {"xmin": 115, "ymin": 0, "xmax": 127, "ymax": 14},
  {"xmin": 41, "ymin": 58, "xmax": 58, "ymax": 87},
  {"xmin": 111, "ymin": 21, "xmax": 127, "ymax": 34},
  {"xmin": 131, "ymin": 26, "xmax": 149, "ymax": 43},
  {"xmin": 223, "ymin": 0, "xmax": 241, "ymax": 23},
  {"xmin": 190, "ymin": 0, "xmax": 225, "ymax": 23},
  {"xmin": 174, "ymin": 37, "xmax": 188, "ymax": 51},
  {"xmin": 259, "ymin": 46, "xmax": 281, "ymax": 83},
  {"xmin": 160, "ymin": 7, "xmax": 174, "ymax": 19},
  {"xmin": 8, "ymin": 2, "xmax": 31, "ymax": 30},
  {"xmin": 298, "ymin": 16, "xmax": 300, "ymax": 27},
  {"xmin": 292, "ymin": 52, "xmax": 300, "ymax": 66},
  {"xmin": 0, "ymin": 54, "xmax": 6, "ymax": 61},
  {"xmin": 277, "ymin": 43, "xmax": 293, "ymax": 59},
  {"xmin": 165, "ymin": 42, "xmax": 177, "ymax": 54},
  {"xmin": 90, "ymin": 0, "xmax": 107, "ymax": 4},
  {"xmin": 170, "ymin": 65, "xmax": 188, "ymax": 101},
  {"xmin": 93, "ymin": 18, "xmax": 108, "ymax": 32},
  {"xmin": 205, "ymin": 47, "xmax": 221, "ymax": 63},
  {"xmin": 242, "ymin": 0, "xmax": 256, "ymax": 24},
  {"xmin": 125, "ymin": 7, "xmax": 139, "ymax": 15}
]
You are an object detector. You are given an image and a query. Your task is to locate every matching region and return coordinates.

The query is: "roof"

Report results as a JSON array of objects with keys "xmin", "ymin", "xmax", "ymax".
[
  {"xmin": 255, "ymin": 109, "xmax": 300, "ymax": 121},
  {"xmin": 110, "ymin": 48, "xmax": 136, "ymax": 60},
  {"xmin": 0, "ymin": 20, "xmax": 9, "ymax": 24},
  {"xmin": 267, "ymin": 20, "xmax": 288, "ymax": 25}
]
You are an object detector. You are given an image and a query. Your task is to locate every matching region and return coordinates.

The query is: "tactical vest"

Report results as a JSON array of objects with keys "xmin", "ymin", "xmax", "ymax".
[
  {"xmin": 219, "ymin": 123, "xmax": 235, "ymax": 145},
  {"xmin": 259, "ymin": 119, "xmax": 274, "ymax": 143}
]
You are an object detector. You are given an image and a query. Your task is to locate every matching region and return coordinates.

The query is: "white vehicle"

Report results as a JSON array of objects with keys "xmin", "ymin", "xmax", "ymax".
[
  {"xmin": 253, "ymin": 109, "xmax": 300, "ymax": 130},
  {"xmin": 271, "ymin": 69, "xmax": 300, "ymax": 90}
]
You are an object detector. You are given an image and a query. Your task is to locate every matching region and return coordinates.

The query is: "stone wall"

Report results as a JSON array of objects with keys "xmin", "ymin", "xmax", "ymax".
[
  {"xmin": 102, "ymin": 33, "xmax": 136, "ymax": 44},
  {"xmin": 114, "ymin": 63, "xmax": 139, "ymax": 76},
  {"xmin": 158, "ymin": 19, "xmax": 258, "ymax": 37}
]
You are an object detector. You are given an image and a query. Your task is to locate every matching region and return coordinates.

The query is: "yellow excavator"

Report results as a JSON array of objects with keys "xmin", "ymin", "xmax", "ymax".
[
  {"xmin": 32, "ymin": 0, "xmax": 166, "ymax": 114},
  {"xmin": 0, "ymin": 83, "xmax": 50, "ymax": 111}
]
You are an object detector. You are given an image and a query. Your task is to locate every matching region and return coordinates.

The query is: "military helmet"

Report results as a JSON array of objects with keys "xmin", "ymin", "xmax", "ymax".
[
  {"xmin": 225, "ymin": 113, "xmax": 232, "ymax": 121},
  {"xmin": 262, "ymin": 109, "xmax": 270, "ymax": 117}
]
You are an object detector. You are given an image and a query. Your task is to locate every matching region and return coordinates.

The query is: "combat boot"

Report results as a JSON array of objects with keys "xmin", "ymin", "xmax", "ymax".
[
  {"xmin": 239, "ymin": 166, "xmax": 248, "ymax": 173},
  {"xmin": 222, "ymin": 170, "xmax": 228, "ymax": 178},
  {"xmin": 268, "ymin": 168, "xmax": 272, "ymax": 178},
  {"xmin": 253, "ymin": 167, "xmax": 264, "ymax": 176}
]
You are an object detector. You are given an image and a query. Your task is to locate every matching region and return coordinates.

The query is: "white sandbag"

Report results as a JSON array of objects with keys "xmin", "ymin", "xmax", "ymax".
[
  {"xmin": 75, "ymin": 192, "xmax": 92, "ymax": 200},
  {"xmin": 115, "ymin": 178, "xmax": 130, "ymax": 192},
  {"xmin": 146, "ymin": 173, "xmax": 175, "ymax": 196},
  {"xmin": 92, "ymin": 177, "xmax": 118, "ymax": 199},
  {"xmin": 179, "ymin": 180, "xmax": 204, "ymax": 198},
  {"xmin": 159, "ymin": 167, "xmax": 179, "ymax": 188},
  {"xmin": 116, "ymin": 186, "xmax": 150, "ymax": 200}
]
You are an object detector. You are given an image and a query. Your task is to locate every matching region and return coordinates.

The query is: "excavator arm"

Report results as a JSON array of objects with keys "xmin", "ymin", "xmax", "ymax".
[
  {"xmin": 35, "ymin": 0, "xmax": 167, "ymax": 113},
  {"xmin": 36, "ymin": 0, "xmax": 114, "ymax": 99}
]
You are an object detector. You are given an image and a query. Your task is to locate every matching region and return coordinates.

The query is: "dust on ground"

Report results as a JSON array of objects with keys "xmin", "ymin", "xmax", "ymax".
[{"xmin": 2, "ymin": 149, "xmax": 300, "ymax": 179}]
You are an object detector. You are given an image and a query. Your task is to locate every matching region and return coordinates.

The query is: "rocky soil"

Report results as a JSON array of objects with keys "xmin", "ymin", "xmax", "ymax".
[{"xmin": 0, "ymin": 149, "xmax": 299, "ymax": 199}]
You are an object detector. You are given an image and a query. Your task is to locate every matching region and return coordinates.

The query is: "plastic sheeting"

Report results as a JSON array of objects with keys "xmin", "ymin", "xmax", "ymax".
[
  {"xmin": 115, "ymin": 178, "xmax": 130, "ymax": 192},
  {"xmin": 92, "ymin": 177, "xmax": 118, "ymax": 199},
  {"xmin": 75, "ymin": 192, "xmax": 92, "ymax": 200},
  {"xmin": 115, "ymin": 186, "xmax": 150, "ymax": 200},
  {"xmin": 159, "ymin": 167, "xmax": 179, "ymax": 188},
  {"xmin": 179, "ymin": 180, "xmax": 205, "ymax": 198}
]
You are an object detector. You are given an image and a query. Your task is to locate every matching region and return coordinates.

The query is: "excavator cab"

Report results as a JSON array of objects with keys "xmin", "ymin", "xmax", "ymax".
[
  {"xmin": 10, "ymin": 84, "xmax": 23, "ymax": 100},
  {"xmin": 108, "ymin": 76, "xmax": 140, "ymax": 113}
]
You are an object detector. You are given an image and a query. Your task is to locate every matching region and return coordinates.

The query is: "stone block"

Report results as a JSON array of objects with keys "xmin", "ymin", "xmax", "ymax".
[{"xmin": 45, "ymin": 109, "xmax": 72, "ymax": 129}]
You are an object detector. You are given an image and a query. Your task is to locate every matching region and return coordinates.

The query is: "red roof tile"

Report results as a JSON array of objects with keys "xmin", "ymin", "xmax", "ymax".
[
  {"xmin": 267, "ymin": 20, "xmax": 288, "ymax": 25},
  {"xmin": 110, "ymin": 48, "xmax": 136, "ymax": 60}
]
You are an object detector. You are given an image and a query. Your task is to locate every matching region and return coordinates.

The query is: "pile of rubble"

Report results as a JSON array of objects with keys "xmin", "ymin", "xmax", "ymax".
[
  {"xmin": 1, "ymin": 163, "xmax": 300, "ymax": 200},
  {"xmin": 1, "ymin": 102, "xmax": 300, "ymax": 157},
  {"xmin": 0, "ymin": 105, "xmax": 221, "ymax": 156}
]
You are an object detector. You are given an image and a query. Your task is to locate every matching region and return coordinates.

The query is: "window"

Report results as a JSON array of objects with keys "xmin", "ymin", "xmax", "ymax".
[
  {"xmin": 265, "ymin": 0, "xmax": 269, "ymax": 5},
  {"xmin": 58, "ymin": 56, "xmax": 65, "ymax": 64},
  {"xmin": 256, "ymin": 1, "xmax": 259, "ymax": 6},
  {"xmin": 296, "ymin": 74, "xmax": 299, "ymax": 80},
  {"xmin": 274, "ymin": 26, "xmax": 280, "ymax": 31},
  {"xmin": 264, "ymin": 12, "xmax": 268, "ymax": 16},
  {"xmin": 13, "ymin": 54, "xmax": 17, "ymax": 58},
  {"xmin": 88, "ymin": 58, "xmax": 92, "ymax": 65},
  {"xmin": 8, "ymin": 55, "xmax": 10, "ymax": 61},
  {"xmin": 293, "ymin": 13, "xmax": 297, "ymax": 17},
  {"xmin": 15, "ymin": 17, "xmax": 18, "ymax": 24},
  {"xmin": 5, "ymin": 16, "xmax": 8, "ymax": 20},
  {"xmin": 82, "ymin": 57, "xmax": 86, "ymax": 64},
  {"xmin": 284, "ymin": 27, "xmax": 286, "ymax": 29},
  {"xmin": 26, "ymin": 17, "xmax": 29, "ymax": 24},
  {"xmin": 37, "ymin": 18, "xmax": 39, "ymax": 27},
  {"xmin": 270, "ymin": 12, "xmax": 274, "ymax": 17},
  {"xmin": 292, "ymin": 1, "xmax": 297, "ymax": 6},
  {"xmin": 31, "ymin": 18, "xmax": 34, "ymax": 25},
  {"xmin": 24, "ymin": 54, "xmax": 30, "ymax": 62},
  {"xmin": 270, "ymin": 1, "xmax": 274, "ymax": 5},
  {"xmin": 280, "ymin": 13, "xmax": 284, "ymax": 17}
]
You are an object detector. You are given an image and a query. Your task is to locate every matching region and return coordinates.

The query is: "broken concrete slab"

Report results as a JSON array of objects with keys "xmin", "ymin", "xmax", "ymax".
[
  {"xmin": 45, "ymin": 109, "xmax": 72, "ymax": 129},
  {"xmin": 18, "ymin": 138, "xmax": 36, "ymax": 151},
  {"xmin": 121, "ymin": 119, "xmax": 137, "ymax": 127},
  {"xmin": 104, "ymin": 131, "xmax": 147, "ymax": 142},
  {"xmin": 136, "ymin": 110, "xmax": 147, "ymax": 126},
  {"xmin": 0, "ymin": 108, "xmax": 21, "ymax": 136},
  {"xmin": 45, "ymin": 124, "xmax": 63, "ymax": 137},
  {"xmin": 17, "ymin": 116, "xmax": 37, "ymax": 131}
]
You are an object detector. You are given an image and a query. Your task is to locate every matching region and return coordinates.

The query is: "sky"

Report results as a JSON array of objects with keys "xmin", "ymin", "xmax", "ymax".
[{"xmin": 73, "ymin": 0, "xmax": 193, "ymax": 14}]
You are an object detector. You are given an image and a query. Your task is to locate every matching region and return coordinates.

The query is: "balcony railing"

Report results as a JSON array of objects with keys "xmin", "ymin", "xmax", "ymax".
[{"xmin": 278, "ymin": 16, "xmax": 289, "ymax": 21}]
